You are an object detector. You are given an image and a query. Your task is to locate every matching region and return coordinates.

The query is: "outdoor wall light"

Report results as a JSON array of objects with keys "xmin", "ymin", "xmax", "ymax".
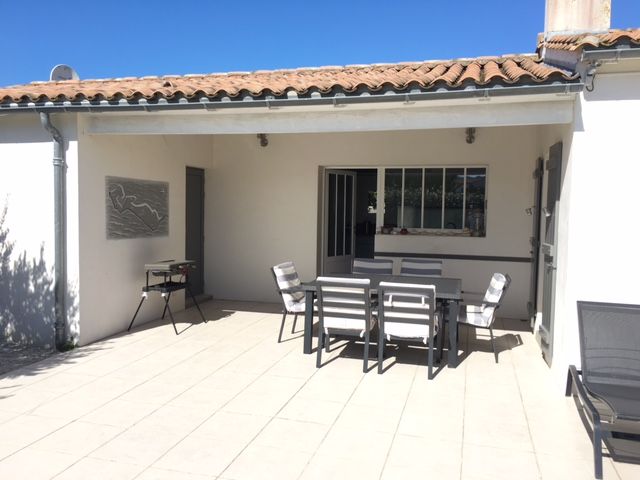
[
  {"xmin": 465, "ymin": 127, "xmax": 476, "ymax": 144},
  {"xmin": 257, "ymin": 133, "xmax": 269, "ymax": 147}
]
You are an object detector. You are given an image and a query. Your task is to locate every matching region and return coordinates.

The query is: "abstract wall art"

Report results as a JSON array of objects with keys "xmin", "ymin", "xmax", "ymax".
[{"xmin": 106, "ymin": 176, "xmax": 169, "ymax": 239}]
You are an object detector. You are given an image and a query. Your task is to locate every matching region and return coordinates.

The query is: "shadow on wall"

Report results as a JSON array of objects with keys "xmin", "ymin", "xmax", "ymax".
[{"xmin": 0, "ymin": 203, "xmax": 77, "ymax": 347}]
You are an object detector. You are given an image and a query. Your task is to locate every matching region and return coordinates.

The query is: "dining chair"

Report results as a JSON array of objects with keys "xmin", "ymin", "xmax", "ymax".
[
  {"xmin": 352, "ymin": 258, "xmax": 393, "ymax": 275},
  {"xmin": 457, "ymin": 273, "xmax": 511, "ymax": 362},
  {"xmin": 271, "ymin": 261, "xmax": 306, "ymax": 343},
  {"xmin": 315, "ymin": 276, "xmax": 375, "ymax": 373},
  {"xmin": 400, "ymin": 258, "xmax": 443, "ymax": 277},
  {"xmin": 377, "ymin": 281, "xmax": 440, "ymax": 379}
]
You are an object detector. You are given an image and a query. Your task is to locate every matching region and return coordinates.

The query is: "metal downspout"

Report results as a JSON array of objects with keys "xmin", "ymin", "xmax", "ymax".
[{"xmin": 39, "ymin": 112, "xmax": 68, "ymax": 350}]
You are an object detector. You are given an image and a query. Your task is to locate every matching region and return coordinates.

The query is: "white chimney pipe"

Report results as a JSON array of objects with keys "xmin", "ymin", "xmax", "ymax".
[{"xmin": 545, "ymin": 0, "xmax": 611, "ymax": 35}]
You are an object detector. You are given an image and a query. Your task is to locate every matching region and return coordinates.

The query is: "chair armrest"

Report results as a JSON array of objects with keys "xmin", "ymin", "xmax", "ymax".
[
  {"xmin": 278, "ymin": 286, "xmax": 305, "ymax": 294},
  {"xmin": 566, "ymin": 365, "xmax": 602, "ymax": 425},
  {"xmin": 483, "ymin": 301, "xmax": 501, "ymax": 308}
]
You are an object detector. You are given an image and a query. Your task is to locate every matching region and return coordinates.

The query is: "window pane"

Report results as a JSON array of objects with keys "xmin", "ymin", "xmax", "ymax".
[
  {"xmin": 444, "ymin": 168, "xmax": 464, "ymax": 229},
  {"xmin": 423, "ymin": 168, "xmax": 443, "ymax": 228},
  {"xmin": 337, "ymin": 174, "xmax": 344, "ymax": 256},
  {"xmin": 402, "ymin": 169, "xmax": 422, "ymax": 228},
  {"xmin": 345, "ymin": 174, "xmax": 353, "ymax": 255},
  {"xmin": 384, "ymin": 169, "xmax": 402, "ymax": 227},
  {"xmin": 328, "ymin": 174, "xmax": 336, "ymax": 257},
  {"xmin": 466, "ymin": 168, "xmax": 486, "ymax": 236}
]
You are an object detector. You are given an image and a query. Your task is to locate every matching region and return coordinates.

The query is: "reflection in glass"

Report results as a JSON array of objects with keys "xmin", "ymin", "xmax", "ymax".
[
  {"xmin": 384, "ymin": 169, "xmax": 402, "ymax": 227},
  {"xmin": 423, "ymin": 168, "xmax": 443, "ymax": 228},
  {"xmin": 402, "ymin": 169, "xmax": 422, "ymax": 228},
  {"xmin": 444, "ymin": 168, "xmax": 464, "ymax": 229},
  {"xmin": 465, "ymin": 168, "xmax": 486, "ymax": 236}
]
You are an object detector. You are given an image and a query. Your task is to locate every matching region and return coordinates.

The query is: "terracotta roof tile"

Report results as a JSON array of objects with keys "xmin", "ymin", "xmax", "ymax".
[
  {"xmin": 540, "ymin": 28, "xmax": 640, "ymax": 52},
  {"xmin": 0, "ymin": 55, "xmax": 577, "ymax": 107}
]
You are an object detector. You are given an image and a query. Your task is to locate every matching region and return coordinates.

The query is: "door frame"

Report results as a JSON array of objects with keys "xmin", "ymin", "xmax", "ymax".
[
  {"xmin": 319, "ymin": 169, "xmax": 357, "ymax": 275},
  {"xmin": 528, "ymin": 157, "xmax": 544, "ymax": 322},
  {"xmin": 185, "ymin": 166, "xmax": 205, "ymax": 296}
]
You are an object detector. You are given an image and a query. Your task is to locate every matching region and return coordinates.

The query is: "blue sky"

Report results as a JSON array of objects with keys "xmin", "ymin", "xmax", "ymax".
[{"xmin": 1, "ymin": 0, "xmax": 639, "ymax": 86}]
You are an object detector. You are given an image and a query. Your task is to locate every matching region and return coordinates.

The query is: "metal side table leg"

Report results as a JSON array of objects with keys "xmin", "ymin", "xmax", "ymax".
[
  {"xmin": 161, "ymin": 292, "xmax": 172, "ymax": 319},
  {"xmin": 128, "ymin": 293, "xmax": 147, "ymax": 331}
]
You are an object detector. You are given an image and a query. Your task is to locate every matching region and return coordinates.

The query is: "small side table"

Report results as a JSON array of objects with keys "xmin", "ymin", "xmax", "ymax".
[{"xmin": 128, "ymin": 260, "xmax": 206, "ymax": 335}]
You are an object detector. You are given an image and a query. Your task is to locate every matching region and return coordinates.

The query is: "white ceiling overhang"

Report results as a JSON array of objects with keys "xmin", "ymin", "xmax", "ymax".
[{"xmin": 83, "ymin": 92, "xmax": 575, "ymax": 135}]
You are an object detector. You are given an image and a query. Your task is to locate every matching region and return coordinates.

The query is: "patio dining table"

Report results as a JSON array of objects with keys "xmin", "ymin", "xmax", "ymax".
[{"xmin": 299, "ymin": 274, "xmax": 463, "ymax": 367}]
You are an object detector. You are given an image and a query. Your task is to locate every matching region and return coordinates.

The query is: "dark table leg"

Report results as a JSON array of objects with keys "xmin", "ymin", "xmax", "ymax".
[
  {"xmin": 303, "ymin": 290, "xmax": 314, "ymax": 354},
  {"xmin": 448, "ymin": 301, "xmax": 460, "ymax": 368}
]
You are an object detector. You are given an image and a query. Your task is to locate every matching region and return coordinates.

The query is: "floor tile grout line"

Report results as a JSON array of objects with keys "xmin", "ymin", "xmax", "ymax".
[
  {"xmin": 54, "ymin": 314, "xmax": 274, "ymax": 479},
  {"xmin": 128, "ymin": 328, "xmax": 306, "ymax": 480},
  {"xmin": 0, "ymin": 317, "xmax": 177, "ymax": 392},
  {"xmin": 377, "ymin": 360, "xmax": 420, "ymax": 480},
  {"xmin": 0, "ymin": 320, "xmax": 219, "ymax": 417},
  {"xmin": 292, "ymin": 344, "xmax": 382, "ymax": 480},
  {"xmin": 215, "ymin": 347, "xmax": 335, "ymax": 479},
  {"xmin": 0, "ymin": 299, "xmax": 268, "ymax": 391},
  {"xmin": 459, "ymin": 323, "xmax": 468, "ymax": 480},
  {"xmin": 508, "ymin": 320, "xmax": 544, "ymax": 480},
  {"xmin": 3, "ymin": 309, "xmax": 270, "ymax": 470}
]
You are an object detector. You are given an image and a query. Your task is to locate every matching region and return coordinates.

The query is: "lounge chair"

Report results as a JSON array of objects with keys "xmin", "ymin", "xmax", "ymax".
[{"xmin": 566, "ymin": 301, "xmax": 640, "ymax": 479}]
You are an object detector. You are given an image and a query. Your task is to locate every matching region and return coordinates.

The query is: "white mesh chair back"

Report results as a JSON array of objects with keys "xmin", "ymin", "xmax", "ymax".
[
  {"xmin": 378, "ymin": 282, "xmax": 438, "ymax": 344},
  {"xmin": 352, "ymin": 258, "xmax": 393, "ymax": 275},
  {"xmin": 577, "ymin": 301, "xmax": 640, "ymax": 405},
  {"xmin": 317, "ymin": 277, "xmax": 372, "ymax": 337},
  {"xmin": 272, "ymin": 261, "xmax": 304, "ymax": 312},
  {"xmin": 400, "ymin": 258, "xmax": 443, "ymax": 277}
]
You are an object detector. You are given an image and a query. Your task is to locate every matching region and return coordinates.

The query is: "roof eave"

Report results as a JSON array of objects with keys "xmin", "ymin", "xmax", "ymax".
[{"xmin": 0, "ymin": 82, "xmax": 583, "ymax": 113}]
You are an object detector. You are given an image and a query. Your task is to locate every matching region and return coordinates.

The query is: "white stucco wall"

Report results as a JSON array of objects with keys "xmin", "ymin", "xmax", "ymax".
[
  {"xmin": 0, "ymin": 113, "xmax": 79, "ymax": 346},
  {"xmin": 207, "ymin": 126, "xmax": 542, "ymax": 319},
  {"xmin": 547, "ymin": 71, "xmax": 640, "ymax": 384},
  {"xmin": 77, "ymin": 123, "xmax": 213, "ymax": 345}
]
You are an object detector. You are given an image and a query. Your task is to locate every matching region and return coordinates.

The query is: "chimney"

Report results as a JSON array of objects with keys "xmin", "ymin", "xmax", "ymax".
[{"xmin": 545, "ymin": 0, "xmax": 611, "ymax": 35}]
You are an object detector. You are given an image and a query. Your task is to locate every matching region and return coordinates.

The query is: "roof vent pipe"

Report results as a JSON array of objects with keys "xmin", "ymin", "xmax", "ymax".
[{"xmin": 39, "ymin": 112, "xmax": 69, "ymax": 350}]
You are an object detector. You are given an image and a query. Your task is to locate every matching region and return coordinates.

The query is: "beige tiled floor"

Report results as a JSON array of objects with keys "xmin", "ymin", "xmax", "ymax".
[{"xmin": 0, "ymin": 300, "xmax": 638, "ymax": 480}]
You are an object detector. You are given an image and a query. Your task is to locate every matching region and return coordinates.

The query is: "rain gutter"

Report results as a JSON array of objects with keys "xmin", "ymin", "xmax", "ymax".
[
  {"xmin": 39, "ymin": 112, "xmax": 68, "ymax": 351},
  {"xmin": 2, "ymin": 82, "xmax": 583, "ymax": 113},
  {"xmin": 581, "ymin": 47, "xmax": 640, "ymax": 62}
]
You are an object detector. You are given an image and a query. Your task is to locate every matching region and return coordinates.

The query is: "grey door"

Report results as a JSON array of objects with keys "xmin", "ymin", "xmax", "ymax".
[
  {"xmin": 322, "ymin": 170, "xmax": 356, "ymax": 274},
  {"xmin": 186, "ymin": 167, "xmax": 205, "ymax": 296},
  {"xmin": 540, "ymin": 142, "xmax": 562, "ymax": 365},
  {"xmin": 528, "ymin": 157, "xmax": 544, "ymax": 320}
]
